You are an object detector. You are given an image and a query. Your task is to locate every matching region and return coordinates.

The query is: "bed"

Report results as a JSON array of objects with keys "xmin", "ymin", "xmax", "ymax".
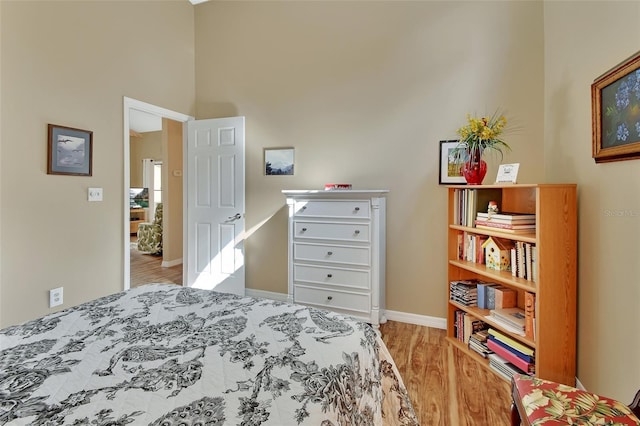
[{"xmin": 0, "ymin": 284, "xmax": 418, "ymax": 425}]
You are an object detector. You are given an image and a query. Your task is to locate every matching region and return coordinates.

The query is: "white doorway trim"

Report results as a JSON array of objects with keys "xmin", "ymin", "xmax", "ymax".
[{"xmin": 123, "ymin": 97, "xmax": 193, "ymax": 290}]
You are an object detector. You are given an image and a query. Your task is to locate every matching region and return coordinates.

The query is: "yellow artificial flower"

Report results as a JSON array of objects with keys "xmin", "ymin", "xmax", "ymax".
[{"xmin": 453, "ymin": 109, "xmax": 511, "ymax": 161}]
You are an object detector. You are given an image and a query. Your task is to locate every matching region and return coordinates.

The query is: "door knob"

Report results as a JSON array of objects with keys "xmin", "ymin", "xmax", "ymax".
[{"xmin": 227, "ymin": 213, "xmax": 242, "ymax": 221}]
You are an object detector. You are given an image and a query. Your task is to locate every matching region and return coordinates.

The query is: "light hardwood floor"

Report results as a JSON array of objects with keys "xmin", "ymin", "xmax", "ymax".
[
  {"xmin": 130, "ymin": 238, "xmax": 182, "ymax": 287},
  {"xmin": 380, "ymin": 321, "xmax": 512, "ymax": 425},
  {"xmin": 130, "ymin": 250, "xmax": 512, "ymax": 425}
]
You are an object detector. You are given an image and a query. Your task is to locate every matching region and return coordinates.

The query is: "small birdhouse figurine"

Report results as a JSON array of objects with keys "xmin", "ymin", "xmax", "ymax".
[{"xmin": 481, "ymin": 237, "xmax": 513, "ymax": 271}]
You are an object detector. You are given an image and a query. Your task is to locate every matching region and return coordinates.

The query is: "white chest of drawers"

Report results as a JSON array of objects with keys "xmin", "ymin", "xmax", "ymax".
[{"xmin": 282, "ymin": 190, "xmax": 388, "ymax": 326}]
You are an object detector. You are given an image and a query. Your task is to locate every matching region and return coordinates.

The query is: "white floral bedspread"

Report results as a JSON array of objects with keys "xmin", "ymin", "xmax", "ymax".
[{"xmin": 0, "ymin": 284, "xmax": 418, "ymax": 425}]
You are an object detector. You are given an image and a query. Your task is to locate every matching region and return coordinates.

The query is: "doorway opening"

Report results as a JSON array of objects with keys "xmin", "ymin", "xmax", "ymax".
[{"xmin": 123, "ymin": 97, "xmax": 192, "ymax": 290}]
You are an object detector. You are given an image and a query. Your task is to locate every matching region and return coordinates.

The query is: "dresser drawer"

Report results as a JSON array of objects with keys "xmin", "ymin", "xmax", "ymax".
[
  {"xmin": 293, "ymin": 200, "xmax": 370, "ymax": 219},
  {"xmin": 294, "ymin": 221, "xmax": 370, "ymax": 242},
  {"xmin": 294, "ymin": 242, "xmax": 370, "ymax": 266},
  {"xmin": 294, "ymin": 285, "xmax": 370, "ymax": 314},
  {"xmin": 294, "ymin": 264, "xmax": 370, "ymax": 290}
]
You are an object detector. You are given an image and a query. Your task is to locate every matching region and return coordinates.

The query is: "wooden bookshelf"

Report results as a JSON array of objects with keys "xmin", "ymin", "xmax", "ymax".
[{"xmin": 446, "ymin": 184, "xmax": 577, "ymax": 386}]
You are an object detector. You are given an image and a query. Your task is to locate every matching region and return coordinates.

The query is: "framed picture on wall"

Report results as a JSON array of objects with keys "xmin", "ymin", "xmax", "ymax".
[
  {"xmin": 592, "ymin": 50, "xmax": 640, "ymax": 163},
  {"xmin": 47, "ymin": 124, "xmax": 93, "ymax": 176},
  {"xmin": 264, "ymin": 147, "xmax": 294, "ymax": 175},
  {"xmin": 439, "ymin": 140, "xmax": 466, "ymax": 184}
]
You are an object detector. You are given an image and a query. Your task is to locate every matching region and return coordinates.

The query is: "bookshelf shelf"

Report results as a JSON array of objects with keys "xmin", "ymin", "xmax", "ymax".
[
  {"xmin": 450, "ymin": 224, "xmax": 537, "ymax": 244},
  {"xmin": 448, "ymin": 260, "xmax": 537, "ymax": 293},
  {"xmin": 449, "ymin": 300, "xmax": 537, "ymax": 348},
  {"xmin": 446, "ymin": 183, "xmax": 577, "ymax": 386}
]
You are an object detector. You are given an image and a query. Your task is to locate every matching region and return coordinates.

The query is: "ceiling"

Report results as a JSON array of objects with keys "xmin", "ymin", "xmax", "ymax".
[{"xmin": 130, "ymin": 109, "xmax": 162, "ymax": 133}]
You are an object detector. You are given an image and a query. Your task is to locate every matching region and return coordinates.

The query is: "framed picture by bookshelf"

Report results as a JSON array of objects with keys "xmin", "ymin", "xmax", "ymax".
[
  {"xmin": 439, "ymin": 140, "xmax": 466, "ymax": 184},
  {"xmin": 592, "ymin": 50, "xmax": 640, "ymax": 163}
]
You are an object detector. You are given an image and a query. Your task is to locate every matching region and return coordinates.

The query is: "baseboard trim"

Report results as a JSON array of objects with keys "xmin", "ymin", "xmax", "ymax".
[
  {"xmin": 161, "ymin": 258, "xmax": 183, "ymax": 268},
  {"xmin": 384, "ymin": 309, "xmax": 447, "ymax": 329}
]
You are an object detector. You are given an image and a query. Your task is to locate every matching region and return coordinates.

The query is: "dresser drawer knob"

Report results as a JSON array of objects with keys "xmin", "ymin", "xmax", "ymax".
[
  {"xmin": 327, "ymin": 296, "xmax": 333, "ymax": 301},
  {"xmin": 327, "ymin": 274, "xmax": 333, "ymax": 278},
  {"xmin": 301, "ymin": 206, "xmax": 307, "ymax": 210},
  {"xmin": 327, "ymin": 251, "xmax": 333, "ymax": 256},
  {"xmin": 354, "ymin": 229, "xmax": 360, "ymax": 235},
  {"xmin": 301, "ymin": 228, "xmax": 307, "ymax": 232},
  {"xmin": 354, "ymin": 207, "xmax": 360, "ymax": 212}
]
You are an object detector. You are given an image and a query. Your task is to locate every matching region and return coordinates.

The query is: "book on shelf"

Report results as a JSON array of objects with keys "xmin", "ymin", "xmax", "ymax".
[
  {"xmin": 487, "ymin": 334, "xmax": 535, "ymax": 363},
  {"xmin": 475, "ymin": 219, "xmax": 536, "ymax": 229},
  {"xmin": 516, "ymin": 241, "xmax": 526, "ymax": 279},
  {"xmin": 488, "ymin": 353, "xmax": 526, "ymax": 381},
  {"xmin": 491, "ymin": 307, "xmax": 526, "ymax": 330},
  {"xmin": 459, "ymin": 232, "xmax": 488, "ymax": 264},
  {"xmin": 487, "ymin": 339, "xmax": 535, "ymax": 374},
  {"xmin": 525, "ymin": 243, "xmax": 533, "ymax": 282},
  {"xmin": 487, "ymin": 308, "xmax": 526, "ymax": 336},
  {"xmin": 450, "ymin": 279, "xmax": 481, "ymax": 307},
  {"xmin": 476, "ymin": 212, "xmax": 536, "ymax": 221},
  {"xmin": 471, "ymin": 329, "xmax": 489, "ymax": 343},
  {"xmin": 477, "ymin": 283, "xmax": 499, "ymax": 309},
  {"xmin": 453, "ymin": 188, "xmax": 502, "ymax": 227},
  {"xmin": 494, "ymin": 287, "xmax": 516, "ymax": 309},
  {"xmin": 486, "ymin": 285, "xmax": 498, "ymax": 310},
  {"xmin": 530, "ymin": 246, "xmax": 537, "ymax": 282},
  {"xmin": 487, "ymin": 328, "xmax": 534, "ymax": 356},
  {"xmin": 463, "ymin": 315, "xmax": 488, "ymax": 344},
  {"xmin": 474, "ymin": 216, "xmax": 536, "ymax": 225},
  {"xmin": 468, "ymin": 329, "xmax": 493, "ymax": 358}
]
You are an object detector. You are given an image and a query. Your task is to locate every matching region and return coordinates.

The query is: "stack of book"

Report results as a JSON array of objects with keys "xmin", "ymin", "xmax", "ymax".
[
  {"xmin": 488, "ymin": 353, "xmax": 527, "ymax": 381},
  {"xmin": 452, "ymin": 188, "xmax": 503, "ymax": 227},
  {"xmin": 475, "ymin": 212, "xmax": 536, "ymax": 234},
  {"xmin": 454, "ymin": 310, "xmax": 488, "ymax": 344},
  {"xmin": 486, "ymin": 328, "xmax": 535, "ymax": 379},
  {"xmin": 457, "ymin": 231, "xmax": 488, "ymax": 264},
  {"xmin": 488, "ymin": 307, "xmax": 526, "ymax": 335},
  {"xmin": 449, "ymin": 279, "xmax": 481, "ymax": 307},
  {"xmin": 511, "ymin": 241, "xmax": 537, "ymax": 281},
  {"xmin": 468, "ymin": 329, "xmax": 493, "ymax": 358}
]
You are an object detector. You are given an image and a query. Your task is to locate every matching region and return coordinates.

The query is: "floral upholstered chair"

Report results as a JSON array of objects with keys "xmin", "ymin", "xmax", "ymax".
[
  {"xmin": 511, "ymin": 374, "xmax": 640, "ymax": 426},
  {"xmin": 137, "ymin": 203, "xmax": 163, "ymax": 255}
]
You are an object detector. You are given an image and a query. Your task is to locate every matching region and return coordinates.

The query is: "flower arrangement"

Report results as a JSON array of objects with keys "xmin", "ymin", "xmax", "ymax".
[{"xmin": 453, "ymin": 110, "xmax": 511, "ymax": 161}]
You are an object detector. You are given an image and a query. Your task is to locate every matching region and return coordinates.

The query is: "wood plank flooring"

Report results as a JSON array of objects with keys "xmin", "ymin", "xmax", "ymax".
[
  {"xmin": 380, "ymin": 321, "xmax": 512, "ymax": 425},
  {"xmin": 130, "ymin": 249, "xmax": 513, "ymax": 425},
  {"xmin": 130, "ymin": 239, "xmax": 182, "ymax": 287}
]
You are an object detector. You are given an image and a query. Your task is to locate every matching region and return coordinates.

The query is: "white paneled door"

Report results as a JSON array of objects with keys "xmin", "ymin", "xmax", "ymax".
[{"xmin": 185, "ymin": 117, "xmax": 245, "ymax": 295}]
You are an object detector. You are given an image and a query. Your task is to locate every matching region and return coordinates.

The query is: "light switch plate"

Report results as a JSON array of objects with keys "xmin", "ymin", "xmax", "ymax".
[{"xmin": 88, "ymin": 187, "xmax": 103, "ymax": 202}]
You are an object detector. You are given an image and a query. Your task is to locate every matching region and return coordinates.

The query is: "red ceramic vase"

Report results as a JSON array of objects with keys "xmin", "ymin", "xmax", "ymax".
[{"xmin": 461, "ymin": 148, "xmax": 487, "ymax": 184}]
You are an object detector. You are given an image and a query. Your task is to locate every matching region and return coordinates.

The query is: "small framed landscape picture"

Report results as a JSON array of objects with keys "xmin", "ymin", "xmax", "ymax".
[
  {"xmin": 264, "ymin": 147, "xmax": 294, "ymax": 175},
  {"xmin": 47, "ymin": 124, "xmax": 93, "ymax": 176},
  {"xmin": 439, "ymin": 140, "xmax": 465, "ymax": 184}
]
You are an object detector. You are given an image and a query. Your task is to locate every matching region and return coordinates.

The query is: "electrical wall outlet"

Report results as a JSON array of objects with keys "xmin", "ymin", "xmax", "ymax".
[{"xmin": 49, "ymin": 287, "xmax": 63, "ymax": 308}]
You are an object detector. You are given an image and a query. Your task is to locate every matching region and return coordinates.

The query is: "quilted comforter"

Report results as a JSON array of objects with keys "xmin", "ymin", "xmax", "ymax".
[{"xmin": 0, "ymin": 284, "xmax": 418, "ymax": 425}]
